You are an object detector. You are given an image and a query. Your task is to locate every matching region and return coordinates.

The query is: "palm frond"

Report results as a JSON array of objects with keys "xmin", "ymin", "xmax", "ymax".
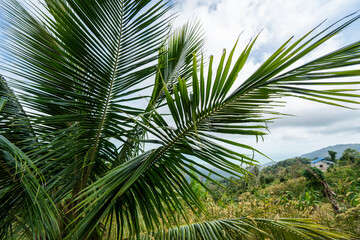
[
  {"xmin": 0, "ymin": 75, "xmax": 36, "ymax": 150},
  {"xmin": 151, "ymin": 20, "xmax": 205, "ymax": 105},
  {"xmin": 0, "ymin": 76, "xmax": 60, "ymax": 238},
  {"xmin": 0, "ymin": 135, "xmax": 60, "ymax": 239},
  {"xmin": 118, "ymin": 20, "xmax": 205, "ymax": 163},
  {"xmin": 1, "ymin": 0, "xmax": 173, "ymax": 237},
  {"xmin": 0, "ymin": 0, "xmax": 172, "ymax": 186},
  {"xmin": 138, "ymin": 218, "xmax": 353, "ymax": 240}
]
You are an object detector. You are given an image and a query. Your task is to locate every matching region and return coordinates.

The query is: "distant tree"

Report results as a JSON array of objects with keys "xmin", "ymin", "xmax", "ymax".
[
  {"xmin": 260, "ymin": 175, "xmax": 265, "ymax": 185},
  {"xmin": 339, "ymin": 148, "xmax": 360, "ymax": 165},
  {"xmin": 189, "ymin": 165, "xmax": 210, "ymax": 199},
  {"xmin": 328, "ymin": 150, "xmax": 337, "ymax": 162},
  {"xmin": 250, "ymin": 165, "xmax": 261, "ymax": 187}
]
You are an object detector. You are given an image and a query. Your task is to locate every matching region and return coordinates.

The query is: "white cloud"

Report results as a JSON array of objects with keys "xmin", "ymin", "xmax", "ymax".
[{"xmin": 171, "ymin": 0, "xmax": 358, "ymax": 53}]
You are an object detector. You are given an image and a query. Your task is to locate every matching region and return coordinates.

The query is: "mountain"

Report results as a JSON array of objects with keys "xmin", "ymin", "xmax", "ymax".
[
  {"xmin": 189, "ymin": 161, "xmax": 277, "ymax": 180},
  {"xmin": 300, "ymin": 143, "xmax": 360, "ymax": 160},
  {"xmin": 260, "ymin": 161, "xmax": 277, "ymax": 169},
  {"xmin": 186, "ymin": 163, "xmax": 239, "ymax": 180}
]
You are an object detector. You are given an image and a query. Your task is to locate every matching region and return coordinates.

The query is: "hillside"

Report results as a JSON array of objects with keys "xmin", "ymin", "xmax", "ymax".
[
  {"xmin": 190, "ymin": 144, "xmax": 360, "ymax": 179},
  {"xmin": 300, "ymin": 143, "xmax": 360, "ymax": 159},
  {"xmin": 259, "ymin": 161, "xmax": 277, "ymax": 169}
]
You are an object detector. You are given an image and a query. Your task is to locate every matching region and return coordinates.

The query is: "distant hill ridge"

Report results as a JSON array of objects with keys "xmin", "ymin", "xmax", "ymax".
[
  {"xmin": 300, "ymin": 143, "xmax": 360, "ymax": 160},
  {"xmin": 192, "ymin": 144, "xmax": 360, "ymax": 179},
  {"xmin": 260, "ymin": 143, "xmax": 360, "ymax": 169}
]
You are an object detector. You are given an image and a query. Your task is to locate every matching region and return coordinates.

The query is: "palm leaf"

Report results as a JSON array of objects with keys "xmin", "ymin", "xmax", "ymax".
[
  {"xmin": 1, "ymin": 0, "xmax": 173, "ymax": 237},
  {"xmin": 0, "ymin": 135, "xmax": 60, "ymax": 239},
  {"xmin": 1, "ymin": 0, "xmax": 172, "ymax": 189},
  {"xmin": 0, "ymin": 76, "xmax": 59, "ymax": 239},
  {"xmin": 118, "ymin": 20, "xmax": 205, "ymax": 164},
  {"xmin": 138, "ymin": 218, "xmax": 353, "ymax": 240},
  {"xmin": 0, "ymin": 75, "xmax": 36, "ymax": 150}
]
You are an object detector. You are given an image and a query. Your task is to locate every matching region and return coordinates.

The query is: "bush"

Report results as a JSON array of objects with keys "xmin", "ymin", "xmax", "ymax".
[
  {"xmin": 265, "ymin": 176, "xmax": 275, "ymax": 184},
  {"xmin": 280, "ymin": 177, "xmax": 287, "ymax": 183},
  {"xmin": 302, "ymin": 167, "xmax": 325, "ymax": 186}
]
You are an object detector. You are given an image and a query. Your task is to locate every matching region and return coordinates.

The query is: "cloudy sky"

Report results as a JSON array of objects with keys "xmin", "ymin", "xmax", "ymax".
[{"xmin": 1, "ymin": 0, "xmax": 360, "ymax": 163}]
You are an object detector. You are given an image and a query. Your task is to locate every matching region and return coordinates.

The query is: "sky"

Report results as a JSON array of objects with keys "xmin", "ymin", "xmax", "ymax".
[{"xmin": 1, "ymin": 0, "xmax": 360, "ymax": 163}]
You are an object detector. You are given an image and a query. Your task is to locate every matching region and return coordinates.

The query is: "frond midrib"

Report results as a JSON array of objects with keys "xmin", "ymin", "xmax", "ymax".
[
  {"xmin": 151, "ymin": 82, "xmax": 261, "ymax": 165},
  {"xmin": 85, "ymin": 1, "xmax": 125, "ymax": 182}
]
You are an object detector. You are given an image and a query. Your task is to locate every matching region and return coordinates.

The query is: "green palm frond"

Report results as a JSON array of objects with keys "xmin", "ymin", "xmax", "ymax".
[
  {"xmin": 138, "ymin": 218, "xmax": 353, "ymax": 240},
  {"xmin": 152, "ymin": 20, "xmax": 204, "ymax": 104},
  {"xmin": 144, "ymin": 13, "xmax": 360, "ymax": 184},
  {"xmin": 0, "ymin": 77, "xmax": 58, "ymax": 239},
  {"xmin": 2, "ymin": 0, "xmax": 173, "ymax": 193},
  {"xmin": 0, "ymin": 135, "xmax": 60, "ymax": 239},
  {"xmin": 0, "ymin": 76, "xmax": 36, "ymax": 149},
  {"xmin": 1, "ymin": 0, "xmax": 173, "ymax": 238},
  {"xmin": 118, "ymin": 20, "xmax": 205, "ymax": 163},
  {"xmin": 1, "ymin": 0, "xmax": 171, "ymax": 180}
]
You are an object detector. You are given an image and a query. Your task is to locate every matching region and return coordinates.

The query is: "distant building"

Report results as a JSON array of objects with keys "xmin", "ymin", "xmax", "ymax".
[{"xmin": 309, "ymin": 158, "xmax": 334, "ymax": 171}]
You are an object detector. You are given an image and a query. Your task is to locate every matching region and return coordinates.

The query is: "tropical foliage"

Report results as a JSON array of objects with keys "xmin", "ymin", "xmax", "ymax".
[
  {"xmin": 1, "ymin": 0, "xmax": 360, "ymax": 239},
  {"xmin": 204, "ymin": 153, "xmax": 360, "ymax": 237}
]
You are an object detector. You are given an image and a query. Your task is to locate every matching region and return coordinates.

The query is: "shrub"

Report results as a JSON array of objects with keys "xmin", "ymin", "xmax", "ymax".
[
  {"xmin": 280, "ymin": 177, "xmax": 287, "ymax": 183},
  {"xmin": 302, "ymin": 167, "xmax": 325, "ymax": 188},
  {"xmin": 265, "ymin": 176, "xmax": 275, "ymax": 184}
]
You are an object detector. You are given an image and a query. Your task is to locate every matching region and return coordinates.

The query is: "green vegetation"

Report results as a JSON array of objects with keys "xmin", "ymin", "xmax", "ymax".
[
  {"xmin": 202, "ymin": 149, "xmax": 360, "ymax": 237},
  {"xmin": 302, "ymin": 167, "xmax": 325, "ymax": 186},
  {"xmin": 339, "ymin": 148, "xmax": 360, "ymax": 165},
  {"xmin": 1, "ymin": 0, "xmax": 360, "ymax": 239},
  {"xmin": 328, "ymin": 150, "xmax": 337, "ymax": 162}
]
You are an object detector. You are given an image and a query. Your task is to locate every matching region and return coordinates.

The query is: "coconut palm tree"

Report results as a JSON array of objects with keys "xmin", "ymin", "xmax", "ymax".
[{"xmin": 1, "ymin": 0, "xmax": 360, "ymax": 239}]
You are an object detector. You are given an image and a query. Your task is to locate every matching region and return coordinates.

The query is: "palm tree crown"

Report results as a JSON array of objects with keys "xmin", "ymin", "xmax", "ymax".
[{"xmin": 1, "ymin": 0, "xmax": 360, "ymax": 239}]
